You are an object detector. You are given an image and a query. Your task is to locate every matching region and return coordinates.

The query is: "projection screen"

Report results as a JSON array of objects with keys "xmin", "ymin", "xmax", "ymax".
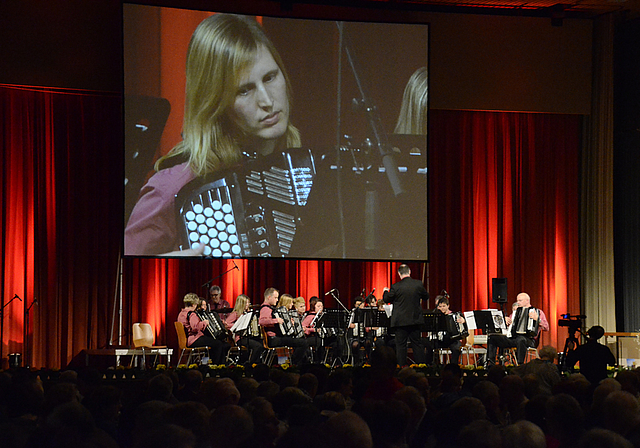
[{"xmin": 123, "ymin": 4, "xmax": 429, "ymax": 261}]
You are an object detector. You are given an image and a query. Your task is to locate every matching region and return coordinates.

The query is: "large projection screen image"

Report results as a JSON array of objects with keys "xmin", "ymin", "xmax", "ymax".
[{"xmin": 123, "ymin": 5, "xmax": 429, "ymax": 261}]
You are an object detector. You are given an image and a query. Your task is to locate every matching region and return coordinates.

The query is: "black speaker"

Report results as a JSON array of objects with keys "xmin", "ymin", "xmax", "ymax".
[{"xmin": 492, "ymin": 278, "xmax": 508, "ymax": 303}]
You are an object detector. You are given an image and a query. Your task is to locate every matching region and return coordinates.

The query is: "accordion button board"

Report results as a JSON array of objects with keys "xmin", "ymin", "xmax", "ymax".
[{"xmin": 176, "ymin": 148, "xmax": 316, "ymax": 257}]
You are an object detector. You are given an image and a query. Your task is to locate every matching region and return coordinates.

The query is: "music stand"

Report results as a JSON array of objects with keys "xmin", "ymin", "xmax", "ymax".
[
  {"xmin": 230, "ymin": 311, "xmax": 253, "ymax": 334},
  {"xmin": 364, "ymin": 309, "xmax": 390, "ymax": 328},
  {"xmin": 474, "ymin": 310, "xmax": 502, "ymax": 334},
  {"xmin": 320, "ymin": 309, "xmax": 349, "ymax": 329},
  {"xmin": 319, "ymin": 309, "xmax": 350, "ymax": 366},
  {"xmin": 422, "ymin": 311, "xmax": 447, "ymax": 333}
]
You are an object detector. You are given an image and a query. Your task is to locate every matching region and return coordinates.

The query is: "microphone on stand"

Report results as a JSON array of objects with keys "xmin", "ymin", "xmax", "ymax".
[
  {"xmin": 14, "ymin": 294, "xmax": 22, "ymax": 301},
  {"xmin": 325, "ymin": 288, "xmax": 337, "ymax": 296}
]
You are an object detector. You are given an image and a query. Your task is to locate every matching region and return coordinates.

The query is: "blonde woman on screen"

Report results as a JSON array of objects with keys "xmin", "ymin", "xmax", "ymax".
[
  {"xmin": 394, "ymin": 66, "xmax": 428, "ymax": 135},
  {"xmin": 125, "ymin": 13, "xmax": 300, "ymax": 256}
]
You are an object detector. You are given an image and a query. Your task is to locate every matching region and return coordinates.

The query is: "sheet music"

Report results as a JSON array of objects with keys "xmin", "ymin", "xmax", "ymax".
[
  {"xmin": 231, "ymin": 312, "xmax": 252, "ymax": 332},
  {"xmin": 464, "ymin": 311, "xmax": 477, "ymax": 329},
  {"xmin": 383, "ymin": 304, "xmax": 393, "ymax": 318},
  {"xmin": 490, "ymin": 309, "xmax": 507, "ymax": 332}
]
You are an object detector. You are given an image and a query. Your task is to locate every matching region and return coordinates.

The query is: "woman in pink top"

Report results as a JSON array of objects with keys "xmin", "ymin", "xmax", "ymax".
[{"xmin": 225, "ymin": 294, "xmax": 264, "ymax": 364}]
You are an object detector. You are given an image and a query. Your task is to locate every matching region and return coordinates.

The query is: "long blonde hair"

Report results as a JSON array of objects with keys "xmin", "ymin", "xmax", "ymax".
[
  {"xmin": 394, "ymin": 67, "xmax": 428, "ymax": 135},
  {"xmin": 277, "ymin": 294, "xmax": 294, "ymax": 310},
  {"xmin": 156, "ymin": 14, "xmax": 301, "ymax": 176},
  {"xmin": 233, "ymin": 294, "xmax": 251, "ymax": 314}
]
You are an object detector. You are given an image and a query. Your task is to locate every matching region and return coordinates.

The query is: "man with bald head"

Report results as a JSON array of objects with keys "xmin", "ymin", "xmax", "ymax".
[{"xmin": 486, "ymin": 292, "xmax": 549, "ymax": 366}]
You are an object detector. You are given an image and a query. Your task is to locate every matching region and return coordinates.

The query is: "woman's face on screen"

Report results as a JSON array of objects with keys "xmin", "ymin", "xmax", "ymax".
[{"xmin": 230, "ymin": 45, "xmax": 289, "ymax": 155}]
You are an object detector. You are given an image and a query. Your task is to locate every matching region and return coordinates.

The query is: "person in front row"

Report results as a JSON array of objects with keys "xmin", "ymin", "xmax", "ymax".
[
  {"xmin": 225, "ymin": 294, "xmax": 264, "ymax": 364},
  {"xmin": 259, "ymin": 287, "xmax": 309, "ymax": 365},
  {"xmin": 434, "ymin": 295, "xmax": 466, "ymax": 365},
  {"xmin": 486, "ymin": 292, "xmax": 549, "ymax": 366},
  {"xmin": 177, "ymin": 292, "xmax": 229, "ymax": 365},
  {"xmin": 566, "ymin": 325, "xmax": 616, "ymax": 386},
  {"xmin": 383, "ymin": 264, "xmax": 428, "ymax": 366}
]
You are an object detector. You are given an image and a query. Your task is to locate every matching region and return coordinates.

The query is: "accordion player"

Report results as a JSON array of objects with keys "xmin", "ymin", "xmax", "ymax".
[
  {"xmin": 434, "ymin": 295, "xmax": 467, "ymax": 365},
  {"xmin": 486, "ymin": 292, "xmax": 549, "ymax": 366},
  {"xmin": 177, "ymin": 293, "xmax": 231, "ymax": 365}
]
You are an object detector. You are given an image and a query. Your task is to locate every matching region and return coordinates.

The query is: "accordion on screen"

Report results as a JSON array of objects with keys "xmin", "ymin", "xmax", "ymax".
[{"xmin": 176, "ymin": 149, "xmax": 316, "ymax": 257}]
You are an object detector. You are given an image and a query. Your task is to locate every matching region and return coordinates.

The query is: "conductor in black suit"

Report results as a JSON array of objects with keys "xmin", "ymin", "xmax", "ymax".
[{"xmin": 383, "ymin": 264, "xmax": 429, "ymax": 366}]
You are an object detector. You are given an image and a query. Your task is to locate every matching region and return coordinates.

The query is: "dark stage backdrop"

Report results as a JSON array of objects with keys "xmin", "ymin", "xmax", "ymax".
[{"xmin": 1, "ymin": 84, "xmax": 580, "ymax": 368}]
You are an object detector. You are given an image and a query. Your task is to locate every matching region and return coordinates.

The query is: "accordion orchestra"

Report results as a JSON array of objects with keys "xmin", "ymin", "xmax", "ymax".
[{"xmin": 178, "ymin": 286, "xmax": 546, "ymax": 368}]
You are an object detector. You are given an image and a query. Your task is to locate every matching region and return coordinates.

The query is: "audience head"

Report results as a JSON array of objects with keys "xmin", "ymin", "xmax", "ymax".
[
  {"xmin": 501, "ymin": 420, "xmax": 546, "ymax": 448},
  {"xmin": 546, "ymin": 392, "xmax": 585, "ymax": 443},
  {"xmin": 210, "ymin": 404, "xmax": 254, "ymax": 448},
  {"xmin": 163, "ymin": 401, "xmax": 210, "ymax": 446},
  {"xmin": 457, "ymin": 420, "xmax": 502, "ymax": 448},
  {"xmin": 603, "ymin": 390, "xmax": 640, "ymax": 436},
  {"xmin": 538, "ymin": 345, "xmax": 558, "ymax": 361},
  {"xmin": 320, "ymin": 410, "xmax": 373, "ymax": 448},
  {"xmin": 298, "ymin": 372, "xmax": 319, "ymax": 398},
  {"xmin": 576, "ymin": 428, "xmax": 634, "ymax": 448}
]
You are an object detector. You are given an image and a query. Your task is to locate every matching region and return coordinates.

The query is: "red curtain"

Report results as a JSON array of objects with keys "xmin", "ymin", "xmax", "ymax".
[
  {"xmin": 1, "ymin": 85, "xmax": 122, "ymax": 368},
  {"xmin": 1, "ymin": 83, "xmax": 579, "ymax": 368},
  {"xmin": 428, "ymin": 110, "xmax": 580, "ymax": 348}
]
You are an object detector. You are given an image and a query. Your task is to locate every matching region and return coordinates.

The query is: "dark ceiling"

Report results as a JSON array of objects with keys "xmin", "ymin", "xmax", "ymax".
[{"xmin": 296, "ymin": 0, "xmax": 640, "ymax": 19}]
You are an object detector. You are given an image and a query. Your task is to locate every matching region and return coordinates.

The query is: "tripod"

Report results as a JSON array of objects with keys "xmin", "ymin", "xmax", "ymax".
[{"xmin": 559, "ymin": 328, "xmax": 582, "ymax": 371}]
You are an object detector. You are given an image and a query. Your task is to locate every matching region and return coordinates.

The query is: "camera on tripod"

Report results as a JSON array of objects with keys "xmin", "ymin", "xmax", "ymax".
[{"xmin": 558, "ymin": 313, "xmax": 586, "ymax": 334}]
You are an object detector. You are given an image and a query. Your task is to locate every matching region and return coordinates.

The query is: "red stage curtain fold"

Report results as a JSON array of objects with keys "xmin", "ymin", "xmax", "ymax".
[{"xmin": 1, "ymin": 85, "xmax": 122, "ymax": 368}]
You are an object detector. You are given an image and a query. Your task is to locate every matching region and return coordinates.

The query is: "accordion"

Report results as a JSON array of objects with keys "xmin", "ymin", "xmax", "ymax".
[
  {"xmin": 273, "ymin": 307, "xmax": 305, "ymax": 338},
  {"xmin": 445, "ymin": 312, "xmax": 469, "ymax": 341},
  {"xmin": 194, "ymin": 310, "xmax": 227, "ymax": 340},
  {"xmin": 509, "ymin": 306, "xmax": 540, "ymax": 338},
  {"xmin": 176, "ymin": 148, "xmax": 316, "ymax": 257}
]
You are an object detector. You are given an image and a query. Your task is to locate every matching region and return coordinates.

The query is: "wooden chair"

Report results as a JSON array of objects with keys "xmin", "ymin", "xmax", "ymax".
[
  {"xmin": 464, "ymin": 333, "xmax": 488, "ymax": 367},
  {"xmin": 174, "ymin": 321, "xmax": 208, "ymax": 366},
  {"xmin": 435, "ymin": 347, "xmax": 452, "ymax": 365},
  {"xmin": 226, "ymin": 342, "xmax": 251, "ymax": 365},
  {"xmin": 260, "ymin": 327, "xmax": 292, "ymax": 366},
  {"xmin": 502, "ymin": 347, "xmax": 519, "ymax": 366},
  {"xmin": 129, "ymin": 323, "xmax": 166, "ymax": 369},
  {"xmin": 524, "ymin": 334, "xmax": 541, "ymax": 363}
]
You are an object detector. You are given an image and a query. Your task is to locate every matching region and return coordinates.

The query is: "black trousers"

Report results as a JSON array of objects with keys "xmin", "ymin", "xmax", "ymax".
[
  {"xmin": 434, "ymin": 336, "xmax": 462, "ymax": 365},
  {"xmin": 268, "ymin": 336, "xmax": 309, "ymax": 365},
  {"xmin": 238, "ymin": 336, "xmax": 265, "ymax": 364},
  {"xmin": 190, "ymin": 335, "xmax": 230, "ymax": 365},
  {"xmin": 395, "ymin": 325, "xmax": 426, "ymax": 366},
  {"xmin": 487, "ymin": 334, "xmax": 534, "ymax": 365}
]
